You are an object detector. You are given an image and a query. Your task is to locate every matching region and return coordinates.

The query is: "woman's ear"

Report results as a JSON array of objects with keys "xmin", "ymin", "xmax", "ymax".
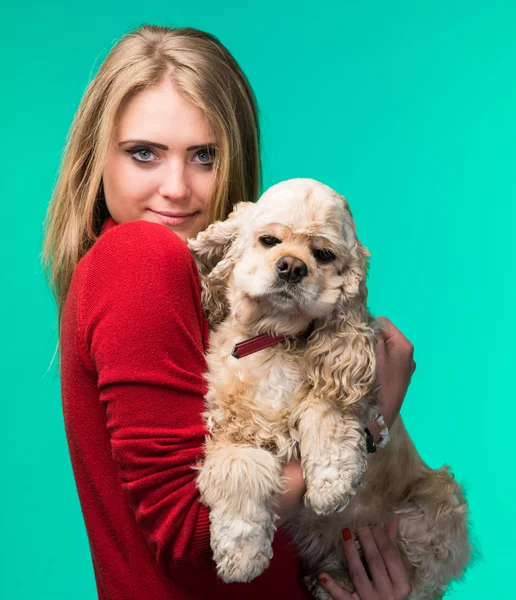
[
  {"xmin": 188, "ymin": 201, "xmax": 255, "ymax": 326},
  {"xmin": 304, "ymin": 240, "xmax": 376, "ymax": 408}
]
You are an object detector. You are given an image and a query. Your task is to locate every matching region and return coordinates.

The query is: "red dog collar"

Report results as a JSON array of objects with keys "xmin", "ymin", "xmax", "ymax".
[{"xmin": 231, "ymin": 332, "xmax": 305, "ymax": 359}]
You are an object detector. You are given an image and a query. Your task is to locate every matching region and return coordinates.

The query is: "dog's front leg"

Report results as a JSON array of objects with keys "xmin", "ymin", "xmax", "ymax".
[
  {"xmin": 297, "ymin": 400, "xmax": 367, "ymax": 515},
  {"xmin": 196, "ymin": 438, "xmax": 283, "ymax": 583}
]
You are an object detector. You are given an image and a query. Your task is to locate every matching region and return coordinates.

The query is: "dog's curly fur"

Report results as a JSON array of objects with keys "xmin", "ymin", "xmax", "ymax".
[{"xmin": 189, "ymin": 178, "xmax": 471, "ymax": 598}]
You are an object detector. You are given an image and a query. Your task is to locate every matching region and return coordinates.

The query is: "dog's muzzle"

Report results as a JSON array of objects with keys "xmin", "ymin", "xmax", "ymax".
[{"xmin": 276, "ymin": 256, "xmax": 308, "ymax": 283}]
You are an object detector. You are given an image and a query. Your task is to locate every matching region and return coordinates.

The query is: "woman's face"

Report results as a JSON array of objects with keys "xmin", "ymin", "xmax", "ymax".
[{"xmin": 102, "ymin": 78, "xmax": 217, "ymax": 241}]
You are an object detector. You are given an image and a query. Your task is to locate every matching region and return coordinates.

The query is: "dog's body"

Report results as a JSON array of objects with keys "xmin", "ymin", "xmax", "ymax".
[{"xmin": 189, "ymin": 179, "xmax": 471, "ymax": 599}]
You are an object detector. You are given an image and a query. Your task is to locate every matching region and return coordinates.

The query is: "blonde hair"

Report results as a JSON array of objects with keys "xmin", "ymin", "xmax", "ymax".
[{"xmin": 43, "ymin": 24, "xmax": 262, "ymax": 332}]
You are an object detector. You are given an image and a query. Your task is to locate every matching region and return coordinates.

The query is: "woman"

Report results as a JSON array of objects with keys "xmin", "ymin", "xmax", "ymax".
[{"xmin": 43, "ymin": 24, "xmax": 415, "ymax": 600}]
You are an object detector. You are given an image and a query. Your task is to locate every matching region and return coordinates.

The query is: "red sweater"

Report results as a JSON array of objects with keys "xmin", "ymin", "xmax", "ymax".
[{"xmin": 60, "ymin": 216, "xmax": 313, "ymax": 600}]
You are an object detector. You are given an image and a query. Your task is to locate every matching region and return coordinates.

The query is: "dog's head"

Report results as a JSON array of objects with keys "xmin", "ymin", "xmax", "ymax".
[
  {"xmin": 189, "ymin": 179, "xmax": 376, "ymax": 406},
  {"xmin": 190, "ymin": 178, "xmax": 369, "ymax": 325},
  {"xmin": 189, "ymin": 178, "xmax": 376, "ymax": 405}
]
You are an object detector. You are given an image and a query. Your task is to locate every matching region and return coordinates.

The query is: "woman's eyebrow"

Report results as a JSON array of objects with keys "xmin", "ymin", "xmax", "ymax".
[{"xmin": 118, "ymin": 139, "xmax": 216, "ymax": 151}]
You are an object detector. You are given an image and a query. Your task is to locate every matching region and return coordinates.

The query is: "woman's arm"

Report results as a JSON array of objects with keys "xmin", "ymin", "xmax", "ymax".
[
  {"xmin": 275, "ymin": 317, "xmax": 416, "ymax": 524},
  {"xmin": 78, "ymin": 221, "xmax": 213, "ymax": 582},
  {"xmin": 374, "ymin": 317, "xmax": 416, "ymax": 429}
]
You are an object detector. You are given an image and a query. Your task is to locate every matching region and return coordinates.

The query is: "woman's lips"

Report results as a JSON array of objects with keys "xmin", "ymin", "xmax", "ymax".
[{"xmin": 151, "ymin": 209, "xmax": 199, "ymax": 226}]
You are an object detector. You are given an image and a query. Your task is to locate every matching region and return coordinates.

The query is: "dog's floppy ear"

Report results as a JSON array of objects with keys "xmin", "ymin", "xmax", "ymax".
[
  {"xmin": 304, "ymin": 238, "xmax": 377, "ymax": 408},
  {"xmin": 188, "ymin": 201, "xmax": 255, "ymax": 326},
  {"xmin": 189, "ymin": 202, "xmax": 254, "ymax": 273}
]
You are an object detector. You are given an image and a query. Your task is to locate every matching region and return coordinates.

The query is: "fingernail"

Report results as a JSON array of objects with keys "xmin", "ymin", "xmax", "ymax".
[
  {"xmin": 318, "ymin": 574, "xmax": 328, "ymax": 585},
  {"xmin": 342, "ymin": 528, "xmax": 352, "ymax": 541}
]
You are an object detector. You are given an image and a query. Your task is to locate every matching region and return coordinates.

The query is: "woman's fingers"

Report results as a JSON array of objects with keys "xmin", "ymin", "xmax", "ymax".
[
  {"xmin": 322, "ymin": 522, "xmax": 411, "ymax": 600},
  {"xmin": 383, "ymin": 514, "xmax": 400, "ymax": 543},
  {"xmin": 370, "ymin": 524, "xmax": 410, "ymax": 595},
  {"xmin": 356, "ymin": 527, "xmax": 393, "ymax": 592},
  {"xmin": 341, "ymin": 528, "xmax": 375, "ymax": 597},
  {"xmin": 318, "ymin": 573, "xmax": 358, "ymax": 599},
  {"xmin": 376, "ymin": 317, "xmax": 411, "ymax": 348},
  {"xmin": 376, "ymin": 317, "xmax": 415, "ymax": 364}
]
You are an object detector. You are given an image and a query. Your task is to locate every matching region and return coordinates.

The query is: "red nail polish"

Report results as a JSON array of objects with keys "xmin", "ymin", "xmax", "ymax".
[
  {"xmin": 318, "ymin": 575, "xmax": 328, "ymax": 584},
  {"xmin": 342, "ymin": 528, "xmax": 352, "ymax": 541}
]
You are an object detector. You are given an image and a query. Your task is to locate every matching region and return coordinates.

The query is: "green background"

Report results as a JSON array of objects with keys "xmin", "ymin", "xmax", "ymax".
[{"xmin": 2, "ymin": 0, "xmax": 514, "ymax": 597}]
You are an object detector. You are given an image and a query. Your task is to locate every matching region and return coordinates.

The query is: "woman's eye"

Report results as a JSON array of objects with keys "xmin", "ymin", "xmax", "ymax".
[
  {"xmin": 127, "ymin": 147, "xmax": 156, "ymax": 163},
  {"xmin": 312, "ymin": 248, "xmax": 336, "ymax": 263},
  {"xmin": 194, "ymin": 147, "xmax": 216, "ymax": 166},
  {"xmin": 259, "ymin": 235, "xmax": 282, "ymax": 247}
]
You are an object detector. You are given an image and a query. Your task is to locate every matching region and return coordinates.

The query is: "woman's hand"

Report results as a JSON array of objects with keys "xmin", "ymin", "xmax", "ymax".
[
  {"xmin": 318, "ymin": 516, "xmax": 412, "ymax": 600},
  {"xmin": 374, "ymin": 317, "xmax": 416, "ymax": 428}
]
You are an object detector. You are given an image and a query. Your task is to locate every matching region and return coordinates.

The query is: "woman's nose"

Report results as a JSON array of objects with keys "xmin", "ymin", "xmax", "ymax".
[{"xmin": 158, "ymin": 163, "xmax": 191, "ymax": 201}]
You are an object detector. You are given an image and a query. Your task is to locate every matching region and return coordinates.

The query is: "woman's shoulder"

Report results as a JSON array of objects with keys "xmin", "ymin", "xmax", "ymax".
[
  {"xmin": 71, "ymin": 219, "xmax": 205, "ymax": 337},
  {"xmin": 72, "ymin": 220, "xmax": 200, "ymax": 307},
  {"xmin": 90, "ymin": 219, "xmax": 194, "ymax": 267}
]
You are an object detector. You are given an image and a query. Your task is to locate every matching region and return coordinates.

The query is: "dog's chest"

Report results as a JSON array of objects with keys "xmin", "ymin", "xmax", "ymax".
[
  {"xmin": 252, "ymin": 354, "xmax": 302, "ymax": 411},
  {"xmin": 206, "ymin": 331, "xmax": 304, "ymax": 416}
]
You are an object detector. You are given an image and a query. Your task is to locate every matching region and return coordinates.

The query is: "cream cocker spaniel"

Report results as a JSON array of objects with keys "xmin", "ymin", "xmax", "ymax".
[{"xmin": 189, "ymin": 179, "xmax": 471, "ymax": 599}]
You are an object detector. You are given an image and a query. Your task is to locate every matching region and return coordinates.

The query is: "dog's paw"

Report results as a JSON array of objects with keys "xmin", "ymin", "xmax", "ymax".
[
  {"xmin": 211, "ymin": 517, "xmax": 274, "ymax": 583},
  {"xmin": 303, "ymin": 447, "xmax": 367, "ymax": 516},
  {"xmin": 304, "ymin": 466, "xmax": 357, "ymax": 515}
]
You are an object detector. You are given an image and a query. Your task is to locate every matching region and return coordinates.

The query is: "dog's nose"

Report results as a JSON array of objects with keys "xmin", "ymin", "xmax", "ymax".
[{"xmin": 276, "ymin": 256, "xmax": 308, "ymax": 283}]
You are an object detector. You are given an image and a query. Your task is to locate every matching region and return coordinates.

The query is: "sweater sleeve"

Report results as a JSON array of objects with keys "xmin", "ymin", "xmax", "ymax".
[{"xmin": 77, "ymin": 220, "xmax": 213, "ymax": 581}]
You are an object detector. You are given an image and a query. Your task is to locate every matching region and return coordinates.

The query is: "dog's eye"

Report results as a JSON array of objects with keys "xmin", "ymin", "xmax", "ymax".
[
  {"xmin": 259, "ymin": 235, "xmax": 282, "ymax": 247},
  {"xmin": 312, "ymin": 248, "xmax": 336, "ymax": 263}
]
